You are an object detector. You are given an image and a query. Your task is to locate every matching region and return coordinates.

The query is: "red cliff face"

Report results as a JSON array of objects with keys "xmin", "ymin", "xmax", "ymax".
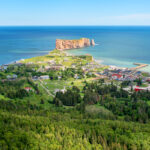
[{"xmin": 56, "ymin": 38, "xmax": 95, "ymax": 50}]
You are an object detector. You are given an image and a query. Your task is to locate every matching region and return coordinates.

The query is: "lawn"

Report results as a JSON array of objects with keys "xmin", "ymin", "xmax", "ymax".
[
  {"xmin": 141, "ymin": 83, "xmax": 149, "ymax": 87},
  {"xmin": 34, "ymin": 78, "xmax": 95, "ymax": 100}
]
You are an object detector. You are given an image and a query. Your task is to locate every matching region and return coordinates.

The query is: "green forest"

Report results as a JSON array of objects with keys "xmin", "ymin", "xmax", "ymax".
[
  {"xmin": 1, "ymin": 78, "xmax": 150, "ymax": 150},
  {"xmin": 1, "ymin": 99, "xmax": 150, "ymax": 150}
]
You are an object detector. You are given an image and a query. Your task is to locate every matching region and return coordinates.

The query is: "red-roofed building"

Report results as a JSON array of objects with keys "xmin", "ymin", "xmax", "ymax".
[
  {"xmin": 134, "ymin": 86, "xmax": 144, "ymax": 92},
  {"xmin": 146, "ymin": 79, "xmax": 150, "ymax": 82},
  {"xmin": 112, "ymin": 74, "xmax": 123, "ymax": 80},
  {"xmin": 24, "ymin": 87, "xmax": 32, "ymax": 92}
]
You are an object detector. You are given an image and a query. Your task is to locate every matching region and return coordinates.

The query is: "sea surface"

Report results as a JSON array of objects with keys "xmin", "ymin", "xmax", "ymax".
[{"xmin": 0, "ymin": 26, "xmax": 150, "ymax": 72}]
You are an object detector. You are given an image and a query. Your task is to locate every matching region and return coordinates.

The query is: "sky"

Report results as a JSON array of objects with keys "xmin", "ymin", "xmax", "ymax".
[{"xmin": 0, "ymin": 0, "xmax": 150, "ymax": 26}]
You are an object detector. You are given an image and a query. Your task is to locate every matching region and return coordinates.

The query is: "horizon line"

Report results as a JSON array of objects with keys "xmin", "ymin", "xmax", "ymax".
[{"xmin": 1, "ymin": 25, "xmax": 150, "ymax": 27}]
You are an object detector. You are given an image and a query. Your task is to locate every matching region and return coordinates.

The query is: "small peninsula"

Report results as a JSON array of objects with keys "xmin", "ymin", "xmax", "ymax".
[{"xmin": 56, "ymin": 38, "xmax": 95, "ymax": 50}]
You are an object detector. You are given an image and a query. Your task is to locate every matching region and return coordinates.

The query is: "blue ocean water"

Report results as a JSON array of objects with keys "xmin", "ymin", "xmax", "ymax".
[{"xmin": 0, "ymin": 26, "xmax": 150, "ymax": 71}]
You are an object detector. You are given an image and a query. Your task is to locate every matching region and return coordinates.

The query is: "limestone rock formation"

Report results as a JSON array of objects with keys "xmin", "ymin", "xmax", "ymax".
[
  {"xmin": 56, "ymin": 38, "xmax": 95, "ymax": 50},
  {"xmin": 91, "ymin": 39, "xmax": 95, "ymax": 46}
]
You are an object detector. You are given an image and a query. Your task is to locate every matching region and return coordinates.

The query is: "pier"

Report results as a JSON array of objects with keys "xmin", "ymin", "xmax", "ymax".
[{"xmin": 130, "ymin": 63, "xmax": 148, "ymax": 70}]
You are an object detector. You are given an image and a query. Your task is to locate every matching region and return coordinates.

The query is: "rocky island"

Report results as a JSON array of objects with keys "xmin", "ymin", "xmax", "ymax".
[{"xmin": 56, "ymin": 38, "xmax": 95, "ymax": 50}]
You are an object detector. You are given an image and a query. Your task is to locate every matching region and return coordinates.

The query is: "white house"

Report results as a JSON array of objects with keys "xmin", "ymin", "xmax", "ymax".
[
  {"xmin": 7, "ymin": 74, "xmax": 18, "ymax": 80},
  {"xmin": 40, "ymin": 75, "xmax": 49, "ymax": 80}
]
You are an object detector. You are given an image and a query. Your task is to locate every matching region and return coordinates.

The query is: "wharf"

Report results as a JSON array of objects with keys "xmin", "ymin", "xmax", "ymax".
[{"xmin": 130, "ymin": 63, "xmax": 148, "ymax": 70}]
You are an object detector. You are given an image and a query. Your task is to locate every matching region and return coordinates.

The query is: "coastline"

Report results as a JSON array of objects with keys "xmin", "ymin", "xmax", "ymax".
[
  {"xmin": 65, "ymin": 49, "xmax": 150, "ymax": 73},
  {"xmin": 0, "ymin": 47, "xmax": 149, "ymax": 73}
]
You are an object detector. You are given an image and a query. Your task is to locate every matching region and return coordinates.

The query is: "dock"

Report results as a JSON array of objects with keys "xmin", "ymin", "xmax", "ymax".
[{"xmin": 130, "ymin": 63, "xmax": 148, "ymax": 70}]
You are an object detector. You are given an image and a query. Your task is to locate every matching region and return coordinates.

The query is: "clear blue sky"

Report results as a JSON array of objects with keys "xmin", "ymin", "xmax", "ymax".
[{"xmin": 1, "ymin": 0, "xmax": 150, "ymax": 26}]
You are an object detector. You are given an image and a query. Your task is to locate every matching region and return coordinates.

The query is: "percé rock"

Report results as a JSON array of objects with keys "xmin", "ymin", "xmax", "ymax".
[
  {"xmin": 91, "ymin": 39, "xmax": 95, "ymax": 46},
  {"xmin": 56, "ymin": 38, "xmax": 95, "ymax": 50}
]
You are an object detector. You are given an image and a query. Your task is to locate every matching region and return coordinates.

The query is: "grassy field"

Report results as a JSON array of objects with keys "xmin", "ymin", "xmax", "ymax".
[
  {"xmin": 35, "ymin": 79, "xmax": 85, "ymax": 94},
  {"xmin": 32, "ymin": 78, "xmax": 96, "ymax": 105},
  {"xmin": 20, "ymin": 78, "xmax": 90, "ymax": 109},
  {"xmin": 141, "ymin": 83, "xmax": 149, "ymax": 87},
  {"xmin": 20, "ymin": 49, "xmax": 93, "ymax": 68}
]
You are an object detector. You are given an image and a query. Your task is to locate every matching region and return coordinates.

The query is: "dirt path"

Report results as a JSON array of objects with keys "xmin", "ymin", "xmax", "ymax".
[
  {"xmin": 90, "ymin": 73, "xmax": 108, "ymax": 81},
  {"xmin": 39, "ymin": 80, "xmax": 55, "ymax": 97}
]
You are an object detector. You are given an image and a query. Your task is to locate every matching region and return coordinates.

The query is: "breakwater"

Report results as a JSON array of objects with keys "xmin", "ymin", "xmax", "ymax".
[{"xmin": 130, "ymin": 63, "xmax": 148, "ymax": 70}]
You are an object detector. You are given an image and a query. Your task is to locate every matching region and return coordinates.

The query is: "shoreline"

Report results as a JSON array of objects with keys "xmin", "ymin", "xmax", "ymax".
[
  {"xmin": 1, "ymin": 49, "xmax": 150, "ymax": 73},
  {"xmin": 65, "ymin": 50, "xmax": 150, "ymax": 72}
]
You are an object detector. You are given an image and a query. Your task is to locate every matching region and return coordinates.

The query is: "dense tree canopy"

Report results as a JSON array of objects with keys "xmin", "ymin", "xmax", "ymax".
[{"xmin": 0, "ymin": 100, "xmax": 150, "ymax": 150}]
